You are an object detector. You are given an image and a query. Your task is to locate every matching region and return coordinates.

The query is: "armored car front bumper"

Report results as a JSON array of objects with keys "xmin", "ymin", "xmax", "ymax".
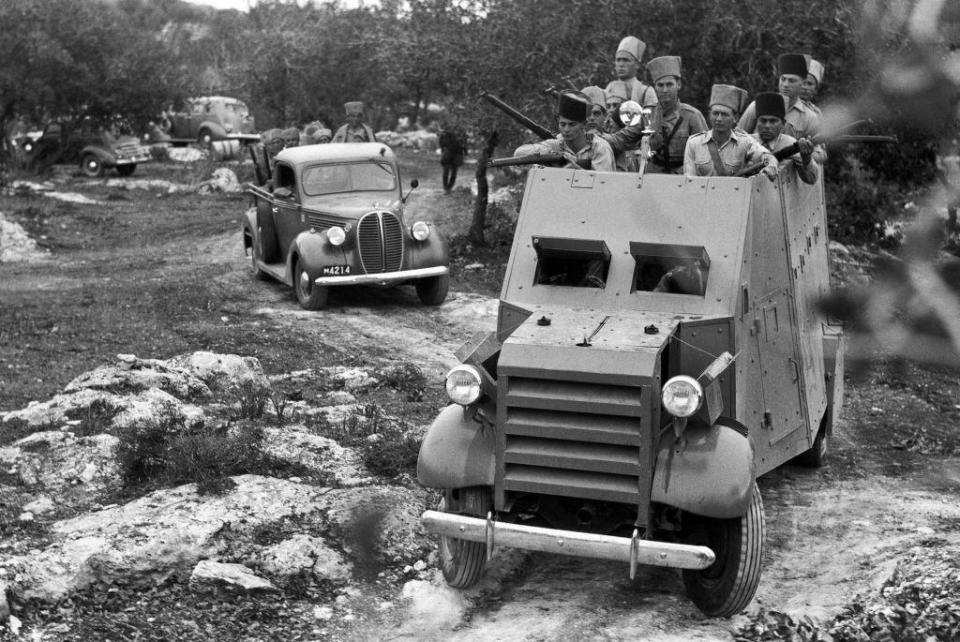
[
  {"xmin": 421, "ymin": 510, "xmax": 715, "ymax": 575},
  {"xmin": 313, "ymin": 265, "xmax": 448, "ymax": 287}
]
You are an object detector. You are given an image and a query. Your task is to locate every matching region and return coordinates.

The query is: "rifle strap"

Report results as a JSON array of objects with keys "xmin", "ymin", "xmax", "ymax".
[
  {"xmin": 707, "ymin": 139, "xmax": 728, "ymax": 177},
  {"xmin": 655, "ymin": 116, "xmax": 684, "ymax": 170}
]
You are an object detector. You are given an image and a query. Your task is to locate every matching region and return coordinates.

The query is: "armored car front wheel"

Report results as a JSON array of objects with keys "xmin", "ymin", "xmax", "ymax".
[
  {"xmin": 438, "ymin": 487, "xmax": 490, "ymax": 588},
  {"xmin": 681, "ymin": 482, "xmax": 765, "ymax": 617}
]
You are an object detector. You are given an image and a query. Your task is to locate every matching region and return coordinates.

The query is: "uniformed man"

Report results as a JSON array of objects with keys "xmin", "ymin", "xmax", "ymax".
[
  {"xmin": 644, "ymin": 56, "xmax": 708, "ymax": 174},
  {"xmin": 751, "ymin": 92, "xmax": 818, "ymax": 185},
  {"xmin": 582, "ymin": 85, "xmax": 646, "ymax": 172},
  {"xmin": 801, "ymin": 56, "xmax": 825, "ymax": 117},
  {"xmin": 738, "ymin": 54, "xmax": 821, "ymax": 142},
  {"xmin": 684, "ymin": 84, "xmax": 777, "ymax": 180},
  {"xmin": 514, "ymin": 90, "xmax": 615, "ymax": 172},
  {"xmin": 605, "ymin": 36, "xmax": 658, "ymax": 108},
  {"xmin": 604, "ymin": 81, "xmax": 629, "ymax": 133},
  {"xmin": 332, "ymin": 101, "xmax": 376, "ymax": 143}
]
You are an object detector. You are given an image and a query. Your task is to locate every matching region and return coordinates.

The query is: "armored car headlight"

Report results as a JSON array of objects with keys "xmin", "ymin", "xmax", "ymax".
[
  {"xmin": 327, "ymin": 226, "xmax": 346, "ymax": 246},
  {"xmin": 411, "ymin": 221, "xmax": 430, "ymax": 241},
  {"xmin": 445, "ymin": 365, "xmax": 482, "ymax": 406},
  {"xmin": 661, "ymin": 375, "xmax": 703, "ymax": 418}
]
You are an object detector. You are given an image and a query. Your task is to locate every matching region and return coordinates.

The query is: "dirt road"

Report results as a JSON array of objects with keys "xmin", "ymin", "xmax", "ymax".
[{"xmin": 3, "ymin": 166, "xmax": 959, "ymax": 640}]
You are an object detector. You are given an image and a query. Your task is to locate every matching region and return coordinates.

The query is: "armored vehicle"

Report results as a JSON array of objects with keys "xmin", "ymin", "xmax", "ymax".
[
  {"xmin": 417, "ymin": 164, "xmax": 844, "ymax": 616},
  {"xmin": 242, "ymin": 142, "xmax": 449, "ymax": 310}
]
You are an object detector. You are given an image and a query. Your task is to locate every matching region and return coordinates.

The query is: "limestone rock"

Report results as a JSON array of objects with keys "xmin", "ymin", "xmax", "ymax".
[
  {"xmin": 257, "ymin": 534, "xmax": 352, "ymax": 584},
  {"xmin": 167, "ymin": 352, "xmax": 270, "ymax": 397},
  {"xmin": 261, "ymin": 425, "xmax": 370, "ymax": 486},
  {"xmin": 0, "ymin": 431, "xmax": 120, "ymax": 500},
  {"xmin": 189, "ymin": 560, "xmax": 278, "ymax": 593},
  {"xmin": 65, "ymin": 354, "xmax": 211, "ymax": 399}
]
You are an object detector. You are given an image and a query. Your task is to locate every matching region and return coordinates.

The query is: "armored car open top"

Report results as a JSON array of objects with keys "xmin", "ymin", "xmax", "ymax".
[{"xmin": 417, "ymin": 166, "xmax": 844, "ymax": 617}]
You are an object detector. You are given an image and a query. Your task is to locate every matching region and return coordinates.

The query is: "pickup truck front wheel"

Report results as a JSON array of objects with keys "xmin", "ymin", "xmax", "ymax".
[
  {"xmin": 294, "ymin": 261, "xmax": 328, "ymax": 310},
  {"xmin": 681, "ymin": 482, "xmax": 765, "ymax": 617},
  {"xmin": 438, "ymin": 486, "xmax": 490, "ymax": 588}
]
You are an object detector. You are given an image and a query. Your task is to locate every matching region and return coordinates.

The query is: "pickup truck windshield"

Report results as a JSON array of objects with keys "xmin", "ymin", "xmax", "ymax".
[{"xmin": 302, "ymin": 161, "xmax": 397, "ymax": 196}]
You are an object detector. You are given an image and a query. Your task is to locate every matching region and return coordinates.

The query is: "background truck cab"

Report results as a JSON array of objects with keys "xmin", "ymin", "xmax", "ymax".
[{"xmin": 417, "ymin": 165, "xmax": 844, "ymax": 617}]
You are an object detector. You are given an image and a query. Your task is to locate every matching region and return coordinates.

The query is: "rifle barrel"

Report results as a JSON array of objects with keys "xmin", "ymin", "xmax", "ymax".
[{"xmin": 481, "ymin": 92, "xmax": 555, "ymax": 141}]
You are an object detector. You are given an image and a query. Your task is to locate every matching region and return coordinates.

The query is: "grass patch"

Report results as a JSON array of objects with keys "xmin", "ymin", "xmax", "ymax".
[
  {"xmin": 318, "ymin": 405, "xmax": 420, "ymax": 479},
  {"xmin": 114, "ymin": 418, "xmax": 310, "ymax": 495}
]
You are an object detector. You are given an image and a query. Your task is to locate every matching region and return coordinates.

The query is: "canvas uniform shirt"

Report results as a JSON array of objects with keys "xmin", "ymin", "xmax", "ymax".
[
  {"xmin": 515, "ymin": 134, "xmax": 616, "ymax": 172},
  {"xmin": 683, "ymin": 128, "xmax": 776, "ymax": 177},
  {"xmin": 605, "ymin": 78, "xmax": 658, "ymax": 108},
  {"xmin": 332, "ymin": 123, "xmax": 376, "ymax": 143},
  {"xmin": 646, "ymin": 102, "xmax": 709, "ymax": 174},
  {"xmin": 752, "ymin": 132, "xmax": 819, "ymax": 185}
]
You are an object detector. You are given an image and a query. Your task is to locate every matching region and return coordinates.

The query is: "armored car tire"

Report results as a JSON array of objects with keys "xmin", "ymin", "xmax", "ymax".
[
  {"xmin": 438, "ymin": 486, "xmax": 490, "ymax": 588},
  {"xmin": 794, "ymin": 412, "xmax": 829, "ymax": 468},
  {"xmin": 294, "ymin": 260, "xmax": 328, "ymax": 310},
  {"xmin": 416, "ymin": 274, "xmax": 449, "ymax": 306},
  {"xmin": 681, "ymin": 482, "xmax": 765, "ymax": 617}
]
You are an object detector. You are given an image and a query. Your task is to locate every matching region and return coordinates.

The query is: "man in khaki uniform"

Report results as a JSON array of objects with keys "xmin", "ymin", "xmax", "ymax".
[
  {"xmin": 751, "ymin": 92, "xmax": 819, "ymax": 185},
  {"xmin": 801, "ymin": 56, "xmax": 825, "ymax": 117},
  {"xmin": 644, "ymin": 56, "xmax": 708, "ymax": 174},
  {"xmin": 604, "ymin": 81, "xmax": 629, "ymax": 134},
  {"xmin": 684, "ymin": 84, "xmax": 777, "ymax": 179},
  {"xmin": 515, "ymin": 91, "xmax": 615, "ymax": 172},
  {"xmin": 605, "ymin": 36, "xmax": 658, "ymax": 108},
  {"xmin": 582, "ymin": 85, "xmax": 647, "ymax": 172},
  {"xmin": 332, "ymin": 101, "xmax": 376, "ymax": 143},
  {"xmin": 738, "ymin": 54, "xmax": 821, "ymax": 142}
]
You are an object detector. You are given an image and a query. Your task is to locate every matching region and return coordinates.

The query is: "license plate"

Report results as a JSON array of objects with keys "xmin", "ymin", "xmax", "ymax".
[{"xmin": 321, "ymin": 265, "xmax": 351, "ymax": 276}]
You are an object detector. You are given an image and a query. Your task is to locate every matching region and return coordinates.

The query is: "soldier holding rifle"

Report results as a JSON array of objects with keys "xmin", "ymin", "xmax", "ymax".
[
  {"xmin": 751, "ymin": 92, "xmax": 819, "ymax": 185},
  {"xmin": 514, "ymin": 91, "xmax": 615, "ymax": 172}
]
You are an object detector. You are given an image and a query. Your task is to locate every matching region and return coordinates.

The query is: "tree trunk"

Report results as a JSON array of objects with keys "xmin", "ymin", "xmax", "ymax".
[{"xmin": 469, "ymin": 130, "xmax": 499, "ymax": 246}]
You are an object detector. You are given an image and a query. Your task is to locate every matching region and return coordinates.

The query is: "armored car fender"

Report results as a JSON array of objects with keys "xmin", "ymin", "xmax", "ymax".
[
  {"xmin": 651, "ymin": 419, "xmax": 755, "ymax": 519},
  {"xmin": 417, "ymin": 404, "xmax": 496, "ymax": 489}
]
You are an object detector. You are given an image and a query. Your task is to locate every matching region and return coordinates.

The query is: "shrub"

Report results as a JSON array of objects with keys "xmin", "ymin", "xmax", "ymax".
[
  {"xmin": 377, "ymin": 363, "xmax": 426, "ymax": 402},
  {"xmin": 320, "ymin": 405, "xmax": 420, "ymax": 479},
  {"xmin": 232, "ymin": 380, "xmax": 270, "ymax": 420},
  {"xmin": 114, "ymin": 418, "xmax": 308, "ymax": 494},
  {"xmin": 825, "ymin": 153, "xmax": 905, "ymax": 245}
]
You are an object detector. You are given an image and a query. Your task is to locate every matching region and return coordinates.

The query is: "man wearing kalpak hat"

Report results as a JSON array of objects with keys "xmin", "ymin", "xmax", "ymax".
[
  {"xmin": 738, "ymin": 53, "xmax": 821, "ymax": 143},
  {"xmin": 751, "ymin": 92, "xmax": 819, "ymax": 185},
  {"xmin": 603, "ymin": 81, "xmax": 629, "ymax": 134},
  {"xmin": 514, "ymin": 90, "xmax": 615, "ymax": 172},
  {"xmin": 801, "ymin": 55, "xmax": 825, "ymax": 117},
  {"xmin": 332, "ymin": 101, "xmax": 376, "ymax": 143},
  {"xmin": 644, "ymin": 55, "xmax": 708, "ymax": 174},
  {"xmin": 582, "ymin": 84, "xmax": 648, "ymax": 172},
  {"xmin": 605, "ymin": 36, "xmax": 658, "ymax": 109},
  {"xmin": 684, "ymin": 84, "xmax": 777, "ymax": 179}
]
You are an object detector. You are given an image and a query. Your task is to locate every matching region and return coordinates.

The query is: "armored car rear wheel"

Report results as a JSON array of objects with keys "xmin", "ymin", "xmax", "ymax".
[
  {"xmin": 438, "ymin": 487, "xmax": 490, "ymax": 588},
  {"xmin": 795, "ymin": 412, "xmax": 829, "ymax": 468},
  {"xmin": 681, "ymin": 482, "xmax": 765, "ymax": 617}
]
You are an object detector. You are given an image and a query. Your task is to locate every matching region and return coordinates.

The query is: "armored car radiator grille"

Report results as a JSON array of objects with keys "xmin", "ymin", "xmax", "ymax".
[
  {"xmin": 500, "ymin": 376, "xmax": 646, "ymax": 505},
  {"xmin": 357, "ymin": 211, "xmax": 403, "ymax": 274}
]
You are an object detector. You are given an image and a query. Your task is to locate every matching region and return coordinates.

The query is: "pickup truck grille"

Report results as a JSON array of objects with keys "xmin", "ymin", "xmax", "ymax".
[
  {"xmin": 357, "ymin": 211, "xmax": 403, "ymax": 273},
  {"xmin": 500, "ymin": 376, "xmax": 646, "ymax": 505}
]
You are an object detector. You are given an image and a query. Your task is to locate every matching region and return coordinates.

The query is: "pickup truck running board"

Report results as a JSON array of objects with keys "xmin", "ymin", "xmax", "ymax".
[{"xmin": 421, "ymin": 510, "xmax": 715, "ymax": 577}]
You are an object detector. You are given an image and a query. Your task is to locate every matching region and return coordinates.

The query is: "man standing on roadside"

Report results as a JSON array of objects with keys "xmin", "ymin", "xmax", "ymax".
[
  {"xmin": 752, "ymin": 92, "xmax": 819, "ymax": 185},
  {"xmin": 605, "ymin": 36, "xmax": 658, "ymax": 108},
  {"xmin": 439, "ymin": 118, "xmax": 468, "ymax": 193},
  {"xmin": 644, "ymin": 56, "xmax": 708, "ymax": 174},
  {"xmin": 684, "ymin": 84, "xmax": 777, "ymax": 179},
  {"xmin": 332, "ymin": 102, "xmax": 376, "ymax": 143},
  {"xmin": 515, "ymin": 90, "xmax": 615, "ymax": 172}
]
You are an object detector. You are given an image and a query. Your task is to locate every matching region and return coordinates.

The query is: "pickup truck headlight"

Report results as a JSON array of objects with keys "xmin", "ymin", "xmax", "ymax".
[
  {"xmin": 445, "ymin": 364, "xmax": 482, "ymax": 405},
  {"xmin": 411, "ymin": 221, "xmax": 430, "ymax": 241},
  {"xmin": 326, "ymin": 226, "xmax": 346, "ymax": 246},
  {"xmin": 661, "ymin": 375, "xmax": 702, "ymax": 418}
]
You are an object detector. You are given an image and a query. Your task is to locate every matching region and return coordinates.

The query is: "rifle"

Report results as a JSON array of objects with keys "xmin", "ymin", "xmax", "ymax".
[
  {"xmin": 487, "ymin": 152, "xmax": 565, "ymax": 168},
  {"xmin": 481, "ymin": 92, "xmax": 555, "ymax": 141},
  {"xmin": 735, "ymin": 133, "xmax": 899, "ymax": 177}
]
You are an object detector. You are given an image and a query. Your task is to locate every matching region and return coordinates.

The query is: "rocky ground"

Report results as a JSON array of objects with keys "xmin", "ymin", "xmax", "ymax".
[{"xmin": 0, "ymin": 151, "xmax": 958, "ymax": 641}]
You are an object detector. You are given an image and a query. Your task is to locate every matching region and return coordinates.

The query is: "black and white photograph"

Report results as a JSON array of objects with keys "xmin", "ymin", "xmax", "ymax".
[{"xmin": 0, "ymin": 0, "xmax": 958, "ymax": 639}]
